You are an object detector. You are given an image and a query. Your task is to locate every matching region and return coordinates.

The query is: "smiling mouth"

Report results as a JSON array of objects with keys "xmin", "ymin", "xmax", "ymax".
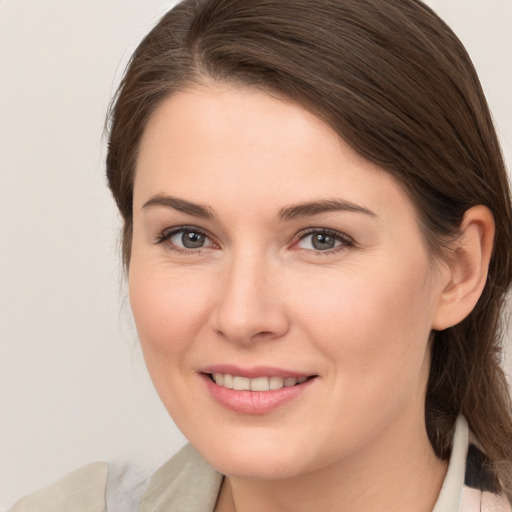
[{"xmin": 205, "ymin": 373, "xmax": 316, "ymax": 391}]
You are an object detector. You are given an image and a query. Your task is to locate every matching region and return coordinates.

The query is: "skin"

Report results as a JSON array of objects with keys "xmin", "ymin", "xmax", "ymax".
[{"xmin": 129, "ymin": 83, "xmax": 493, "ymax": 512}]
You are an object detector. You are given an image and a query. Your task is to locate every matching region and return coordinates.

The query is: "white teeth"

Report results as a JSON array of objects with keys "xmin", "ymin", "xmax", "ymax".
[
  {"xmin": 269, "ymin": 376, "xmax": 284, "ymax": 390},
  {"xmin": 250, "ymin": 377, "xmax": 270, "ymax": 392},
  {"xmin": 233, "ymin": 376, "xmax": 251, "ymax": 391},
  {"xmin": 223, "ymin": 374, "xmax": 234, "ymax": 389},
  {"xmin": 211, "ymin": 373, "xmax": 310, "ymax": 391}
]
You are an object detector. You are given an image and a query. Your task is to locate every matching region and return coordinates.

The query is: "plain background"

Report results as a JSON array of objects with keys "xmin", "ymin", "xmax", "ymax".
[{"xmin": 0, "ymin": 1, "xmax": 510, "ymax": 509}]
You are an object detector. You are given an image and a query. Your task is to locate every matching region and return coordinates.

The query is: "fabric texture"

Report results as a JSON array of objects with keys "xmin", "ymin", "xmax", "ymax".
[
  {"xmin": 105, "ymin": 462, "xmax": 150, "ymax": 512},
  {"xmin": 9, "ymin": 462, "xmax": 108, "ymax": 512},
  {"xmin": 9, "ymin": 416, "xmax": 511, "ymax": 512},
  {"xmin": 138, "ymin": 444, "xmax": 223, "ymax": 512}
]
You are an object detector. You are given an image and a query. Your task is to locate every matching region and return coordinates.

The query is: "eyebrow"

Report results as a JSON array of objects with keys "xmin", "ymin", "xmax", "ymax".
[
  {"xmin": 278, "ymin": 199, "xmax": 377, "ymax": 221},
  {"xmin": 142, "ymin": 194, "xmax": 216, "ymax": 219},
  {"xmin": 142, "ymin": 194, "xmax": 376, "ymax": 221}
]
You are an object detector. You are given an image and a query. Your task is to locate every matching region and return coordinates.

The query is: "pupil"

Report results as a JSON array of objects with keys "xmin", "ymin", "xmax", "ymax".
[
  {"xmin": 182, "ymin": 231, "xmax": 205, "ymax": 249},
  {"xmin": 312, "ymin": 233, "xmax": 335, "ymax": 250}
]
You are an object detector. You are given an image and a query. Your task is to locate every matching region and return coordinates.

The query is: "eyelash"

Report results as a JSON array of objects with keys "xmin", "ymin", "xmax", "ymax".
[{"xmin": 154, "ymin": 226, "xmax": 354, "ymax": 255}]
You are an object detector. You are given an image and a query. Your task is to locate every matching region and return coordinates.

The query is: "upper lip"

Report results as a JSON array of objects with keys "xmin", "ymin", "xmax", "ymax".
[{"xmin": 200, "ymin": 364, "xmax": 315, "ymax": 379}]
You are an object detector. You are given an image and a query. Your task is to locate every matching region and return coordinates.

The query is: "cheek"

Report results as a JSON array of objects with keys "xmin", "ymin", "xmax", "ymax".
[
  {"xmin": 293, "ymin": 259, "xmax": 435, "ymax": 388},
  {"xmin": 289, "ymin": 265, "xmax": 436, "ymax": 454},
  {"xmin": 128, "ymin": 259, "xmax": 215, "ymax": 363}
]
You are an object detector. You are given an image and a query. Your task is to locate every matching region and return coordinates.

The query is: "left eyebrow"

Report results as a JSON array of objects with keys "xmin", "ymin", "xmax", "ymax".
[
  {"xmin": 278, "ymin": 199, "xmax": 377, "ymax": 221},
  {"xmin": 142, "ymin": 194, "xmax": 216, "ymax": 219}
]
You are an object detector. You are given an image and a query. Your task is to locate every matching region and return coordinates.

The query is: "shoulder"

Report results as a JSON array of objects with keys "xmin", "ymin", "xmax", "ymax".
[
  {"xmin": 8, "ymin": 446, "xmax": 221, "ymax": 512},
  {"xmin": 9, "ymin": 462, "xmax": 109, "ymax": 512}
]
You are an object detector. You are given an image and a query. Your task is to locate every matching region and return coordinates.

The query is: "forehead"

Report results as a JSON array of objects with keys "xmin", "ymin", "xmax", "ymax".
[
  {"xmin": 137, "ymin": 82, "xmax": 354, "ymax": 173},
  {"xmin": 134, "ymin": 83, "xmax": 416, "ymax": 223}
]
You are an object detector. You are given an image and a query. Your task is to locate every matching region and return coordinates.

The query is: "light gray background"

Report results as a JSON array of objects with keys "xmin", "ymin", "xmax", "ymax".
[{"xmin": 0, "ymin": 1, "xmax": 510, "ymax": 509}]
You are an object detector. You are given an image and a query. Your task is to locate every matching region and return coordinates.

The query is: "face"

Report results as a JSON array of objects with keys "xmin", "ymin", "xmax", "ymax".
[{"xmin": 130, "ymin": 83, "xmax": 448, "ymax": 480}]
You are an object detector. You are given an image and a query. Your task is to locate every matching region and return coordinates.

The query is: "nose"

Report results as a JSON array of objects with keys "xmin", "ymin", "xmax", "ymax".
[{"xmin": 210, "ymin": 251, "xmax": 290, "ymax": 345}]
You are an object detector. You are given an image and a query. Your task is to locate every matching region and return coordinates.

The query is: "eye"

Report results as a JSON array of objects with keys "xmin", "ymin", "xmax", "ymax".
[
  {"xmin": 156, "ymin": 227, "xmax": 215, "ymax": 251},
  {"xmin": 172, "ymin": 230, "xmax": 207, "ymax": 249},
  {"xmin": 295, "ymin": 229, "xmax": 353, "ymax": 252}
]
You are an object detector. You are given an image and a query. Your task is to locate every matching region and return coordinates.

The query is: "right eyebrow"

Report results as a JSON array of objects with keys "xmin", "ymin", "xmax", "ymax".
[
  {"xmin": 278, "ymin": 198, "xmax": 377, "ymax": 221},
  {"xmin": 142, "ymin": 194, "xmax": 216, "ymax": 219}
]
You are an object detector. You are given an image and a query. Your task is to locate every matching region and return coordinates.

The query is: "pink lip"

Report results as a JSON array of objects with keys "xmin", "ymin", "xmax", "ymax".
[
  {"xmin": 200, "ymin": 364, "xmax": 312, "ymax": 379},
  {"xmin": 199, "ymin": 372, "xmax": 317, "ymax": 415}
]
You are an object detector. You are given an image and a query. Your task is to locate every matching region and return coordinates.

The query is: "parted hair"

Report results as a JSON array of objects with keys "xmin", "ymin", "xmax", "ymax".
[{"xmin": 106, "ymin": 0, "xmax": 512, "ymax": 497}]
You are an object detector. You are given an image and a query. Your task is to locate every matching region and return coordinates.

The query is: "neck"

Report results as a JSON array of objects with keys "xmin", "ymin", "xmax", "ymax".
[{"xmin": 215, "ymin": 412, "xmax": 447, "ymax": 512}]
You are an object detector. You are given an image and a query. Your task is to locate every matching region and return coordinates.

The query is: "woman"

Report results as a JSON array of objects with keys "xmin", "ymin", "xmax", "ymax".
[{"xmin": 11, "ymin": 0, "xmax": 512, "ymax": 510}]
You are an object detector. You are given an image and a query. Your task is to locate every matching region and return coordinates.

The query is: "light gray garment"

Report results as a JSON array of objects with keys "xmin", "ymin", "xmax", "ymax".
[
  {"xmin": 106, "ymin": 462, "xmax": 150, "ymax": 512},
  {"xmin": 138, "ymin": 444, "xmax": 223, "ymax": 512}
]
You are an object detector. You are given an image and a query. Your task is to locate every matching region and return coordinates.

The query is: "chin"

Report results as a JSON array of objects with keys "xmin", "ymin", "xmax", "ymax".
[{"xmin": 191, "ymin": 431, "xmax": 313, "ymax": 480}]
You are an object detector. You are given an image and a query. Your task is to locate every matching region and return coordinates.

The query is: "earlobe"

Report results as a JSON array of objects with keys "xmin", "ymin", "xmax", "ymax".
[{"xmin": 432, "ymin": 205, "xmax": 495, "ymax": 331}]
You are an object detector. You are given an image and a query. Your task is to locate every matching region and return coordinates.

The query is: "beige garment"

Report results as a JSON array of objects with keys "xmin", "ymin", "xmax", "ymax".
[
  {"xmin": 9, "ymin": 462, "xmax": 108, "ymax": 512},
  {"xmin": 7, "ymin": 446, "xmax": 221, "ymax": 512}
]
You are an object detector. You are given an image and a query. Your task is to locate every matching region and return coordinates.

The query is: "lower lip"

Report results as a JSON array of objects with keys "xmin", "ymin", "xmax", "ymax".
[{"xmin": 201, "ymin": 374, "xmax": 316, "ymax": 415}]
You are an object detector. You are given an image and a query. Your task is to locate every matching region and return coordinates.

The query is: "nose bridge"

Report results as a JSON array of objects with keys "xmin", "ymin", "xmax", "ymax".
[{"xmin": 212, "ymin": 246, "xmax": 289, "ymax": 344}]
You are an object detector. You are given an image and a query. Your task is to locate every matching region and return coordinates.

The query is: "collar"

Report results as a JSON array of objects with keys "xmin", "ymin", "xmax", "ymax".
[{"xmin": 433, "ymin": 415, "xmax": 469, "ymax": 512}]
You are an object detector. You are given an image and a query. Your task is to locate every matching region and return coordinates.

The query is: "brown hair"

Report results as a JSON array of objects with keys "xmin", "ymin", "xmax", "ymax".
[{"xmin": 106, "ymin": 0, "xmax": 512, "ymax": 497}]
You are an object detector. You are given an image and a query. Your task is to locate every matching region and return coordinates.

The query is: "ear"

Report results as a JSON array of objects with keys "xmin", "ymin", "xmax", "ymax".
[{"xmin": 432, "ymin": 205, "xmax": 495, "ymax": 331}]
